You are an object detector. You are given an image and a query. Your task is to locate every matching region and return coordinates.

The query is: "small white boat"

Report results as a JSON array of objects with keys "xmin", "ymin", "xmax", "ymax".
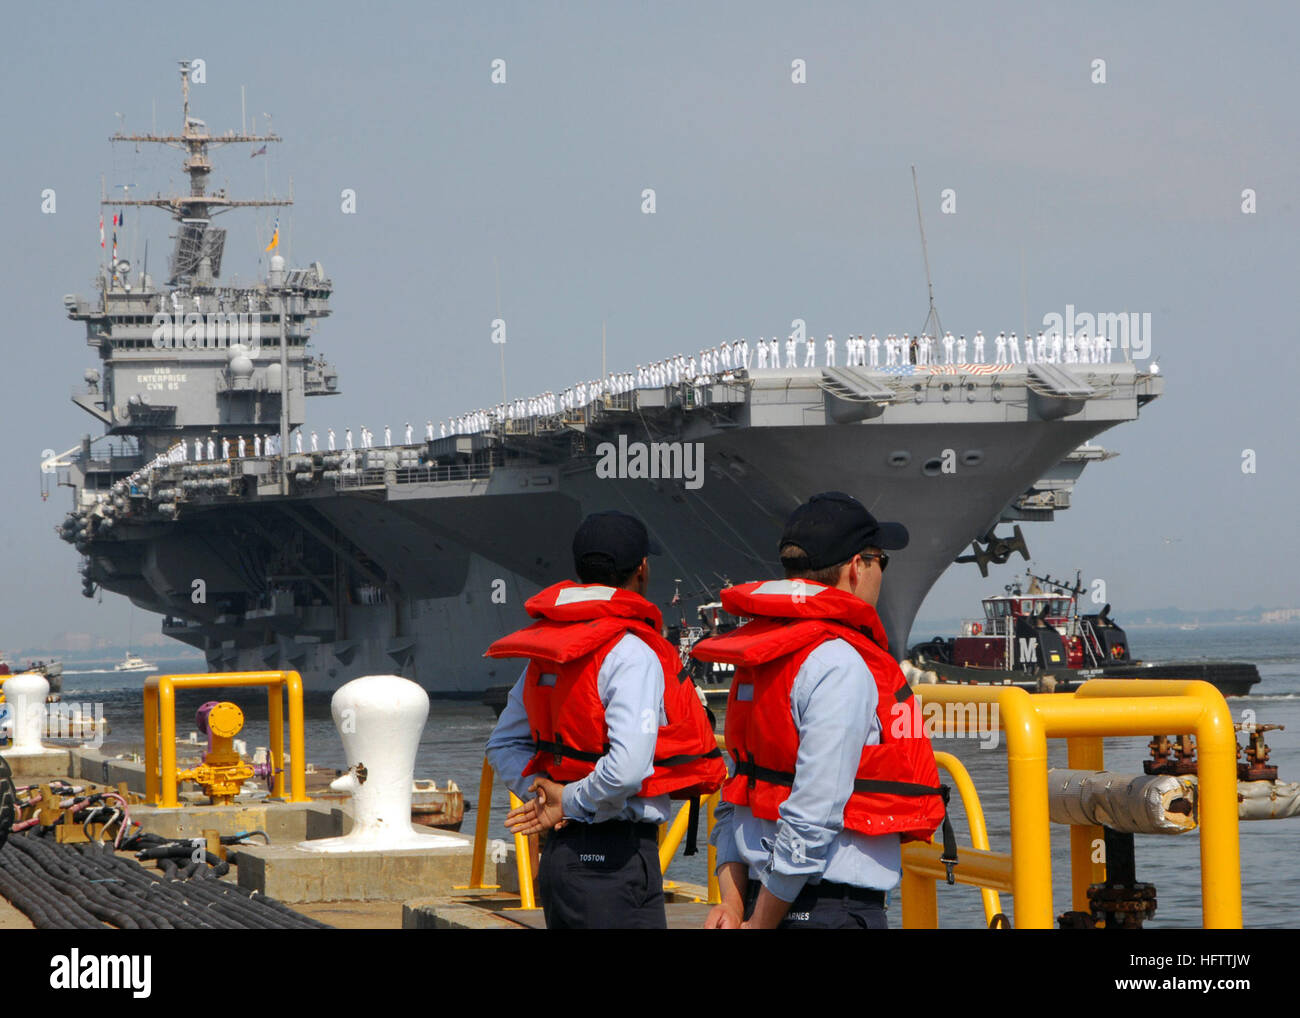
[{"xmin": 113, "ymin": 652, "xmax": 156, "ymax": 673}]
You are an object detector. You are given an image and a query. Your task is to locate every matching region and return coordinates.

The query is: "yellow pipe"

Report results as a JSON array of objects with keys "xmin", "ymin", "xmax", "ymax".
[
  {"xmin": 268, "ymin": 682, "xmax": 285, "ymax": 800},
  {"xmin": 705, "ymin": 792, "xmax": 720, "ymax": 905},
  {"xmin": 147, "ymin": 672, "xmax": 310, "ymax": 809},
  {"xmin": 1000, "ymin": 687, "xmax": 1054, "ymax": 929},
  {"xmin": 159, "ymin": 680, "xmax": 178, "ymax": 808},
  {"xmin": 1072, "ymin": 680, "xmax": 1241, "ymax": 929},
  {"xmin": 887, "ymin": 680, "xmax": 1240, "ymax": 929},
  {"xmin": 920, "ymin": 684, "xmax": 1053, "ymax": 925},
  {"xmin": 143, "ymin": 676, "xmax": 159, "ymax": 805},
  {"xmin": 466, "ymin": 757, "xmax": 495, "ymax": 889},
  {"xmin": 933, "ymin": 751, "xmax": 1001, "ymax": 923},
  {"xmin": 658, "ymin": 798, "xmax": 693, "ymax": 874},
  {"xmin": 902, "ymin": 842, "xmax": 1014, "ymax": 894},
  {"xmin": 508, "ymin": 791, "xmax": 537, "ymax": 910},
  {"xmin": 899, "ymin": 858, "xmax": 938, "ymax": 929},
  {"xmin": 1066, "ymin": 736, "xmax": 1106, "ymax": 912},
  {"xmin": 284, "ymin": 670, "xmax": 309, "ymax": 803}
]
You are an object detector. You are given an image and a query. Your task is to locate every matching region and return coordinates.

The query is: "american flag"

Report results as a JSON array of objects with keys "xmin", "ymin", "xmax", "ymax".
[
  {"xmin": 925, "ymin": 363, "xmax": 1013, "ymax": 375},
  {"xmin": 879, "ymin": 364, "xmax": 915, "ymax": 375}
]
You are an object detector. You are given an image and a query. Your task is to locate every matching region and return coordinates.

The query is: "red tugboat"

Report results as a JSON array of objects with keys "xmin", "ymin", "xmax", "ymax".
[{"xmin": 906, "ymin": 571, "xmax": 1260, "ymax": 696}]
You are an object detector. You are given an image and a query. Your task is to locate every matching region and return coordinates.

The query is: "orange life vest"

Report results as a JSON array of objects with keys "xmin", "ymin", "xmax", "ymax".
[
  {"xmin": 484, "ymin": 580, "xmax": 726, "ymax": 800},
  {"xmin": 692, "ymin": 580, "xmax": 950, "ymax": 846}
]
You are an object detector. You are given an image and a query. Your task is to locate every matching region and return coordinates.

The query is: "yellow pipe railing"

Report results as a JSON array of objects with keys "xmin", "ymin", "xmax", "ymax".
[
  {"xmin": 507, "ymin": 791, "xmax": 537, "ymax": 910},
  {"xmin": 931, "ymin": 750, "xmax": 1002, "ymax": 924},
  {"xmin": 1066, "ymin": 735, "xmax": 1105, "ymax": 912},
  {"xmin": 468, "ymin": 755, "xmax": 724, "ymax": 908},
  {"xmin": 462, "ymin": 757, "xmax": 499, "ymax": 891},
  {"xmin": 706, "ymin": 793, "xmax": 720, "ymax": 905},
  {"xmin": 143, "ymin": 671, "xmax": 309, "ymax": 807},
  {"xmin": 903, "ymin": 680, "xmax": 1241, "ymax": 929},
  {"xmin": 658, "ymin": 799, "xmax": 693, "ymax": 873}
]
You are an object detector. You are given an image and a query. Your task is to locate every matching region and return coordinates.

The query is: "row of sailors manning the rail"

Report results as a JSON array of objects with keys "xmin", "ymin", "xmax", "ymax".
[
  {"xmin": 736, "ymin": 330, "xmax": 1116, "ymax": 368},
  {"xmin": 483, "ymin": 497, "xmax": 953, "ymax": 929},
  {"xmin": 160, "ymin": 327, "xmax": 1118, "ymax": 465}
]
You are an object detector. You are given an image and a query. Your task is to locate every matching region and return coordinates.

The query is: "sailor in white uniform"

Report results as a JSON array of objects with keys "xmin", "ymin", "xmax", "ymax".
[
  {"xmin": 868, "ymin": 334, "xmax": 880, "ymax": 368},
  {"xmin": 995, "ymin": 333, "xmax": 1006, "ymax": 364},
  {"xmin": 824, "ymin": 334, "xmax": 835, "ymax": 367},
  {"xmin": 345, "ymin": 428, "xmax": 353, "ymax": 451},
  {"xmin": 207, "ymin": 437, "xmax": 216, "ymax": 460},
  {"xmin": 238, "ymin": 436, "xmax": 246, "ymax": 458},
  {"xmin": 804, "ymin": 334, "xmax": 816, "ymax": 367},
  {"xmin": 223, "ymin": 437, "xmax": 231, "ymax": 459},
  {"xmin": 943, "ymin": 332, "xmax": 955, "ymax": 365},
  {"xmin": 974, "ymin": 332, "xmax": 985, "ymax": 363},
  {"xmin": 1007, "ymin": 333, "xmax": 1021, "ymax": 364},
  {"xmin": 757, "ymin": 340, "xmax": 768, "ymax": 370},
  {"xmin": 956, "ymin": 335, "xmax": 968, "ymax": 364},
  {"xmin": 194, "ymin": 438, "xmax": 203, "ymax": 461}
]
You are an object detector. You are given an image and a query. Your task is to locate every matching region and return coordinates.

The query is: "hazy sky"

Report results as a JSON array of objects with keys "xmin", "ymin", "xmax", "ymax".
[{"xmin": 3, "ymin": 2, "xmax": 1297, "ymax": 652}]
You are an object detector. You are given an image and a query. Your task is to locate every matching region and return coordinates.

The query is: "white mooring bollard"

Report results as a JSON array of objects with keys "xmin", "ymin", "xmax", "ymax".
[
  {"xmin": 297, "ymin": 674, "xmax": 458, "ymax": 852},
  {"xmin": 3, "ymin": 672, "xmax": 50, "ymax": 756}
]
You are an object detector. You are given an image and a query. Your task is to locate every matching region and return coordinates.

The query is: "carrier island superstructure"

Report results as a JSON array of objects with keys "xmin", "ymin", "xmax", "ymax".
[{"xmin": 53, "ymin": 64, "xmax": 1164, "ymax": 693}]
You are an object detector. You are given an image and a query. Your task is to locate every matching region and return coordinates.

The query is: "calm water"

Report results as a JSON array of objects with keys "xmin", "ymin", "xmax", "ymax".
[{"xmin": 55, "ymin": 622, "xmax": 1300, "ymax": 928}]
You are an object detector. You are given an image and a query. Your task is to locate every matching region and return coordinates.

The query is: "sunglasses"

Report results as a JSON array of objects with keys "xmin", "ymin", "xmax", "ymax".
[{"xmin": 859, "ymin": 551, "xmax": 889, "ymax": 571}]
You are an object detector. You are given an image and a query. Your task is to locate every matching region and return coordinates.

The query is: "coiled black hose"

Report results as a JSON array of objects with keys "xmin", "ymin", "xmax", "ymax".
[
  {"xmin": 0, "ymin": 834, "xmax": 330, "ymax": 930},
  {"xmin": 0, "ymin": 756, "xmax": 15, "ymax": 851}
]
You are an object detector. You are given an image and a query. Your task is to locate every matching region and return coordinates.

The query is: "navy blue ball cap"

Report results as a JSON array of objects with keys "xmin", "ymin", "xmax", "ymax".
[
  {"xmin": 573, "ymin": 510, "xmax": 662, "ymax": 572},
  {"xmin": 779, "ymin": 491, "xmax": 908, "ymax": 570}
]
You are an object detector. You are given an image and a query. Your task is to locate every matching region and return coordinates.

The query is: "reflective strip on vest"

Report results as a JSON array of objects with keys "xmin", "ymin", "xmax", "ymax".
[
  {"xmin": 554, "ymin": 585, "xmax": 618, "ymax": 605},
  {"xmin": 748, "ymin": 579, "xmax": 835, "ymax": 599}
]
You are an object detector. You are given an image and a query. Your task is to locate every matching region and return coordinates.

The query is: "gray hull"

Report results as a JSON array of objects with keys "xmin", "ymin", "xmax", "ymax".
[{"xmin": 73, "ymin": 367, "xmax": 1161, "ymax": 693}]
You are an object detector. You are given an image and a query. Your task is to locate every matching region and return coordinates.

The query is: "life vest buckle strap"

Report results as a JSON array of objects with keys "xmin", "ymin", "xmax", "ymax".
[
  {"xmin": 938, "ymin": 785, "xmax": 958, "ymax": 885},
  {"xmin": 533, "ymin": 737, "xmax": 604, "ymax": 766},
  {"xmin": 852, "ymin": 778, "xmax": 944, "ymax": 797},
  {"xmin": 734, "ymin": 757, "xmax": 795, "ymax": 789},
  {"xmin": 653, "ymin": 746, "xmax": 723, "ymax": 768}
]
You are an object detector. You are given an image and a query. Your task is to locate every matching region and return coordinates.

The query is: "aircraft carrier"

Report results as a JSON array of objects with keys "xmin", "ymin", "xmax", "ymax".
[{"xmin": 52, "ymin": 64, "xmax": 1164, "ymax": 694}]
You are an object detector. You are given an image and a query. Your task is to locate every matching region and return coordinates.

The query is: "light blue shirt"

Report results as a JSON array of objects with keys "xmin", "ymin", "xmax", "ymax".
[
  {"xmin": 710, "ymin": 638, "xmax": 902, "ymax": 902},
  {"xmin": 485, "ymin": 631, "xmax": 671, "ymax": 825}
]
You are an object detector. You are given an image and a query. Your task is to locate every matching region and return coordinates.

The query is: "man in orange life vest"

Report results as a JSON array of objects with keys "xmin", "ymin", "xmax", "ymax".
[
  {"xmin": 693, "ymin": 492, "xmax": 948, "ymax": 929},
  {"xmin": 484, "ymin": 510, "xmax": 725, "ymax": 929}
]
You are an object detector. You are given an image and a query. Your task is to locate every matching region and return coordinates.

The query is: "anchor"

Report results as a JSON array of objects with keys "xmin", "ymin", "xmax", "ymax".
[{"xmin": 954, "ymin": 526, "xmax": 1030, "ymax": 577}]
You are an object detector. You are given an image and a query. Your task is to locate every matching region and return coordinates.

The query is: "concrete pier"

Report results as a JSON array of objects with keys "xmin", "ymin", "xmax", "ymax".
[{"xmin": 233, "ymin": 829, "xmax": 516, "ymax": 903}]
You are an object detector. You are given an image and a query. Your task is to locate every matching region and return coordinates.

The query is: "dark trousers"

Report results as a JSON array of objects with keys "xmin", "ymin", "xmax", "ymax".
[
  {"xmin": 744, "ymin": 880, "xmax": 889, "ymax": 930},
  {"xmin": 537, "ymin": 820, "xmax": 667, "ymax": 929}
]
